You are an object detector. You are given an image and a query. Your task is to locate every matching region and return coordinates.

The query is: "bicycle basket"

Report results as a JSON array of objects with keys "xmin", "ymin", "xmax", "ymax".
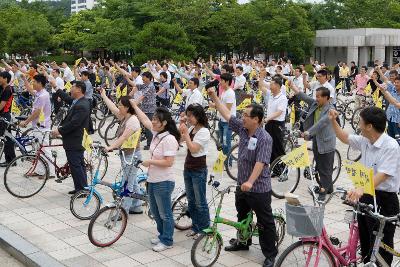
[{"xmin": 285, "ymin": 203, "xmax": 324, "ymax": 237}]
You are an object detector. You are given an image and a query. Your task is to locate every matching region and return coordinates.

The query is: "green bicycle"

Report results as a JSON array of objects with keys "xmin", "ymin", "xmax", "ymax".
[{"xmin": 190, "ymin": 178, "xmax": 286, "ymax": 267}]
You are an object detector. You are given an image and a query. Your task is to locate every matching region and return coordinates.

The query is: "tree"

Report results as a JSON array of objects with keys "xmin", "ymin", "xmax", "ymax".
[{"xmin": 132, "ymin": 22, "xmax": 196, "ymax": 64}]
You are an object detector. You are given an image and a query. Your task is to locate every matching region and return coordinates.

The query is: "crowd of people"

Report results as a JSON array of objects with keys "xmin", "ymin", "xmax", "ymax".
[{"xmin": 0, "ymin": 55, "xmax": 400, "ymax": 266}]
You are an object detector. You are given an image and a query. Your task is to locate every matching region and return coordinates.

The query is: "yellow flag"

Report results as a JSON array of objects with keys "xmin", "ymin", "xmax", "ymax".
[
  {"xmin": 245, "ymin": 82, "xmax": 251, "ymax": 93},
  {"xmin": 95, "ymin": 75, "xmax": 100, "ymax": 84},
  {"xmin": 116, "ymin": 86, "xmax": 121, "ymax": 99},
  {"xmin": 106, "ymin": 78, "xmax": 110, "ymax": 88},
  {"xmin": 364, "ymin": 84, "xmax": 372, "ymax": 95},
  {"xmin": 121, "ymin": 129, "xmax": 141, "ymax": 149},
  {"xmin": 344, "ymin": 161, "xmax": 375, "ymax": 196},
  {"xmin": 82, "ymin": 128, "xmax": 93, "ymax": 153},
  {"xmin": 312, "ymin": 75, "xmax": 317, "ymax": 82},
  {"xmin": 181, "ymin": 78, "xmax": 187, "ymax": 86},
  {"xmin": 285, "ymin": 80, "xmax": 290, "ymax": 94},
  {"xmin": 372, "ymin": 89, "xmax": 379, "ymax": 104},
  {"xmin": 255, "ymin": 90, "xmax": 262, "ymax": 104},
  {"xmin": 65, "ymin": 81, "xmax": 72, "ymax": 92},
  {"xmin": 38, "ymin": 108, "xmax": 45, "ymax": 123},
  {"xmin": 290, "ymin": 104, "xmax": 295, "ymax": 126},
  {"xmin": 202, "ymin": 88, "xmax": 208, "ymax": 98},
  {"xmin": 237, "ymin": 98, "xmax": 251, "ymax": 111},
  {"xmin": 376, "ymin": 97, "xmax": 383, "ymax": 109},
  {"xmin": 174, "ymin": 93, "xmax": 183, "ymax": 104},
  {"xmin": 213, "ymin": 151, "xmax": 227, "ymax": 173},
  {"xmin": 11, "ymin": 99, "xmax": 21, "ymax": 115},
  {"xmin": 281, "ymin": 142, "xmax": 310, "ymax": 168},
  {"xmin": 74, "ymin": 58, "xmax": 82, "ymax": 67},
  {"xmin": 14, "ymin": 78, "xmax": 19, "ymax": 87},
  {"xmin": 336, "ymin": 80, "xmax": 343, "ymax": 90},
  {"xmin": 121, "ymin": 86, "xmax": 127, "ymax": 96}
]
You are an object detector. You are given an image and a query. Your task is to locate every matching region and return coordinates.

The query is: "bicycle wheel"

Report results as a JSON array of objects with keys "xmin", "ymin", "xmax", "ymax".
[
  {"xmin": 284, "ymin": 138, "xmax": 294, "ymax": 153},
  {"xmin": 104, "ymin": 120, "xmax": 120, "ymax": 146},
  {"xmin": 85, "ymin": 152, "xmax": 108, "ymax": 181},
  {"xmin": 225, "ymin": 144, "xmax": 239, "ymax": 181},
  {"xmin": 347, "ymin": 145, "xmax": 361, "ymax": 162},
  {"xmin": 92, "ymin": 107, "xmax": 105, "ymax": 120},
  {"xmin": 191, "ymin": 232, "xmax": 222, "ymax": 267},
  {"xmin": 312, "ymin": 149, "xmax": 342, "ymax": 185},
  {"xmin": 88, "ymin": 206, "xmax": 128, "ymax": 247},
  {"xmin": 70, "ymin": 190, "xmax": 101, "ymax": 220},
  {"xmin": 270, "ymin": 156, "xmax": 300, "ymax": 199},
  {"xmin": 0, "ymin": 139, "xmax": 4, "ymax": 162},
  {"xmin": 172, "ymin": 193, "xmax": 192, "ymax": 230},
  {"xmin": 275, "ymin": 240, "xmax": 335, "ymax": 267},
  {"xmin": 4, "ymin": 154, "xmax": 48, "ymax": 198},
  {"xmin": 274, "ymin": 215, "xmax": 286, "ymax": 247},
  {"xmin": 98, "ymin": 115, "xmax": 115, "ymax": 139},
  {"xmin": 344, "ymin": 100, "xmax": 356, "ymax": 121},
  {"xmin": 351, "ymin": 107, "xmax": 363, "ymax": 133}
]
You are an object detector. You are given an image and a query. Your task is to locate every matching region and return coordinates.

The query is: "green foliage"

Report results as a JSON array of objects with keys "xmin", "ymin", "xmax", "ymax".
[
  {"xmin": 132, "ymin": 22, "xmax": 196, "ymax": 64},
  {"xmin": 33, "ymin": 54, "xmax": 76, "ymax": 65}
]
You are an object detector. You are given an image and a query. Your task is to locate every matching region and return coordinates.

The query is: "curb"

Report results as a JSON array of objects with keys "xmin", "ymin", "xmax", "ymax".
[{"xmin": 0, "ymin": 224, "xmax": 65, "ymax": 267}]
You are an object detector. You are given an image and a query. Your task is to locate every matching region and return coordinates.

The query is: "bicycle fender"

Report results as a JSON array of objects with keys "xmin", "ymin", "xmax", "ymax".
[
  {"xmin": 105, "ymin": 202, "xmax": 117, "ymax": 208},
  {"xmin": 202, "ymin": 229, "xmax": 223, "ymax": 245}
]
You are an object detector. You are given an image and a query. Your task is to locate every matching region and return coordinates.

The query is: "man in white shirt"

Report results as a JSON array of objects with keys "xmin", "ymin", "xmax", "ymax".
[
  {"xmin": 60, "ymin": 62, "xmax": 75, "ymax": 83},
  {"xmin": 329, "ymin": 107, "xmax": 400, "ymax": 265},
  {"xmin": 268, "ymin": 59, "xmax": 277, "ymax": 76},
  {"xmin": 173, "ymin": 77, "xmax": 204, "ymax": 109},
  {"xmin": 303, "ymin": 69, "xmax": 336, "ymax": 104},
  {"xmin": 131, "ymin": 66, "xmax": 143, "ymax": 85},
  {"xmin": 233, "ymin": 66, "xmax": 246, "ymax": 105},
  {"xmin": 210, "ymin": 73, "xmax": 236, "ymax": 158},
  {"xmin": 264, "ymin": 77, "xmax": 288, "ymax": 163}
]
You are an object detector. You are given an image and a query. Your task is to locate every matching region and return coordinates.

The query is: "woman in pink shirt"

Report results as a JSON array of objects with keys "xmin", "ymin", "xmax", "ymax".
[
  {"xmin": 130, "ymin": 100, "xmax": 180, "ymax": 252},
  {"xmin": 354, "ymin": 66, "xmax": 370, "ymax": 108}
]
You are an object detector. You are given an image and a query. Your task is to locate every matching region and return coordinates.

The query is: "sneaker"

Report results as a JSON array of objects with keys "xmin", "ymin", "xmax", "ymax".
[
  {"xmin": 152, "ymin": 242, "xmax": 172, "ymax": 252},
  {"xmin": 185, "ymin": 230, "xmax": 196, "ymax": 237},
  {"xmin": 193, "ymin": 233, "xmax": 201, "ymax": 240},
  {"xmin": 150, "ymin": 237, "xmax": 160, "ymax": 245}
]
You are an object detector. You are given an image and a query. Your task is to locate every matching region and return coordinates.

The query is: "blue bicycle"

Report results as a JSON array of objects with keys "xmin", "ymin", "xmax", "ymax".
[{"xmin": 70, "ymin": 143, "xmax": 147, "ymax": 220}]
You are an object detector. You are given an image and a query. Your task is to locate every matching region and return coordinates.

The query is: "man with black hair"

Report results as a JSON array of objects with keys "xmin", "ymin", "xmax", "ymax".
[
  {"xmin": 0, "ymin": 71, "xmax": 15, "ymax": 167},
  {"xmin": 74, "ymin": 70, "xmax": 94, "ymax": 133},
  {"xmin": 290, "ymin": 82, "xmax": 336, "ymax": 201},
  {"xmin": 208, "ymin": 87, "xmax": 277, "ymax": 267},
  {"xmin": 329, "ymin": 107, "xmax": 400, "ymax": 265},
  {"xmin": 172, "ymin": 77, "xmax": 203, "ymax": 109},
  {"xmin": 52, "ymin": 81, "xmax": 91, "ymax": 194},
  {"xmin": 233, "ymin": 65, "xmax": 246, "ymax": 105},
  {"xmin": 303, "ymin": 69, "xmax": 336, "ymax": 105}
]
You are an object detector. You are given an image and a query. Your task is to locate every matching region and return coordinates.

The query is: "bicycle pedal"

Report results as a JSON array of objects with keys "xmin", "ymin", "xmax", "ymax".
[
  {"xmin": 329, "ymin": 236, "xmax": 340, "ymax": 246},
  {"xmin": 55, "ymin": 178, "xmax": 63, "ymax": 183}
]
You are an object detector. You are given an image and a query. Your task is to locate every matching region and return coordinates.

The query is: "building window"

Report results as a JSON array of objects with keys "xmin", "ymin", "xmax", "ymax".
[
  {"xmin": 78, "ymin": 0, "xmax": 86, "ymax": 3},
  {"xmin": 78, "ymin": 5, "xmax": 86, "ymax": 8},
  {"xmin": 71, "ymin": 0, "xmax": 76, "ymax": 4}
]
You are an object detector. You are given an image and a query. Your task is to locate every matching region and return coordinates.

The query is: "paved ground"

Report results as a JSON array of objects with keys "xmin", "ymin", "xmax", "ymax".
[
  {"xmin": 0, "ymin": 116, "xmax": 400, "ymax": 267},
  {"xmin": 0, "ymin": 246, "xmax": 25, "ymax": 267}
]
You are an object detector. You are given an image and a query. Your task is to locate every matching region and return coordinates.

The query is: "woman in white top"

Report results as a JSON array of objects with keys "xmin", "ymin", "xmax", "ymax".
[
  {"xmin": 99, "ymin": 90, "xmax": 143, "ymax": 214},
  {"xmin": 179, "ymin": 104, "xmax": 211, "ymax": 239},
  {"xmin": 130, "ymin": 100, "xmax": 180, "ymax": 252}
]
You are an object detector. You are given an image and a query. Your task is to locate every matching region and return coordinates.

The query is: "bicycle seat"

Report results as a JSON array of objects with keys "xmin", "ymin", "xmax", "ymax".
[{"xmin": 14, "ymin": 116, "xmax": 28, "ymax": 121}]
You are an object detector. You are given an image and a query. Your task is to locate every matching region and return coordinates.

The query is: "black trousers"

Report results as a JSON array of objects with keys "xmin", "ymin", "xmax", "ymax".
[
  {"xmin": 144, "ymin": 113, "xmax": 153, "ymax": 147},
  {"xmin": 87, "ymin": 99, "xmax": 94, "ymax": 134},
  {"xmin": 358, "ymin": 192, "xmax": 399, "ymax": 265},
  {"xmin": 312, "ymin": 141, "xmax": 334, "ymax": 193},
  {"xmin": 0, "ymin": 113, "xmax": 16, "ymax": 163},
  {"xmin": 235, "ymin": 190, "xmax": 278, "ymax": 259},
  {"xmin": 265, "ymin": 120, "xmax": 285, "ymax": 164},
  {"xmin": 65, "ymin": 149, "xmax": 87, "ymax": 191}
]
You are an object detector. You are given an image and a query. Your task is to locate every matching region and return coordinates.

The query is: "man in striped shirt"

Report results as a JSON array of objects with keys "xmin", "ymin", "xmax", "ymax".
[{"xmin": 208, "ymin": 88, "xmax": 277, "ymax": 267}]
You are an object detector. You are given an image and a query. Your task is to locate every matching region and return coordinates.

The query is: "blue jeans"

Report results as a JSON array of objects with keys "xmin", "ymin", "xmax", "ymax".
[
  {"xmin": 148, "ymin": 181, "xmax": 175, "ymax": 246},
  {"xmin": 120, "ymin": 150, "xmax": 142, "ymax": 213},
  {"xmin": 387, "ymin": 121, "xmax": 400, "ymax": 139},
  {"xmin": 218, "ymin": 120, "xmax": 232, "ymax": 156},
  {"xmin": 184, "ymin": 168, "xmax": 210, "ymax": 233}
]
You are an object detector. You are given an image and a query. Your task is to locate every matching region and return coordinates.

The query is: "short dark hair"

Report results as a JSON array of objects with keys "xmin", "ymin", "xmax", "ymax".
[
  {"xmin": 190, "ymin": 77, "xmax": 199, "ymax": 87},
  {"xmin": 81, "ymin": 71, "xmax": 89, "ymax": 78},
  {"xmin": 248, "ymin": 103, "xmax": 264, "ymax": 124},
  {"xmin": 142, "ymin": 71, "xmax": 153, "ymax": 80},
  {"xmin": 220, "ymin": 73, "xmax": 233, "ymax": 86},
  {"xmin": 236, "ymin": 66, "xmax": 243, "ymax": 72},
  {"xmin": 132, "ymin": 66, "xmax": 141, "ymax": 74},
  {"xmin": 317, "ymin": 69, "xmax": 328, "ymax": 77},
  {"xmin": 160, "ymin": 71, "xmax": 168, "ymax": 80},
  {"xmin": 360, "ymin": 107, "xmax": 386, "ymax": 133},
  {"xmin": 186, "ymin": 104, "xmax": 208, "ymax": 128},
  {"xmin": 361, "ymin": 66, "xmax": 368, "ymax": 71},
  {"xmin": 221, "ymin": 64, "xmax": 233, "ymax": 73},
  {"xmin": 73, "ymin": 80, "xmax": 86, "ymax": 93},
  {"xmin": 389, "ymin": 70, "xmax": 398, "ymax": 76},
  {"xmin": 394, "ymin": 75, "xmax": 400, "ymax": 82},
  {"xmin": 316, "ymin": 87, "xmax": 330, "ymax": 98},
  {"xmin": 0, "ymin": 71, "xmax": 11, "ymax": 83},
  {"xmin": 33, "ymin": 74, "xmax": 47, "ymax": 87},
  {"xmin": 271, "ymin": 76, "xmax": 282, "ymax": 87},
  {"xmin": 53, "ymin": 69, "xmax": 60, "ymax": 75},
  {"xmin": 119, "ymin": 96, "xmax": 136, "ymax": 115}
]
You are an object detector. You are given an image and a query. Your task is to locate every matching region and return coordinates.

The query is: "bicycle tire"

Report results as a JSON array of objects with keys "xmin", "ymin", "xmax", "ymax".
[
  {"xmin": 104, "ymin": 120, "xmax": 120, "ymax": 146},
  {"xmin": 344, "ymin": 100, "xmax": 356, "ymax": 121},
  {"xmin": 70, "ymin": 190, "xmax": 101, "ymax": 220},
  {"xmin": 0, "ymin": 139, "xmax": 4, "ymax": 162},
  {"xmin": 191, "ymin": 232, "xmax": 222, "ymax": 267},
  {"xmin": 270, "ymin": 155, "xmax": 300, "ymax": 199},
  {"xmin": 347, "ymin": 145, "xmax": 361, "ymax": 162},
  {"xmin": 275, "ymin": 240, "xmax": 335, "ymax": 267},
  {"xmin": 88, "ymin": 206, "xmax": 128, "ymax": 247},
  {"xmin": 4, "ymin": 154, "xmax": 49, "ymax": 198},
  {"xmin": 86, "ymin": 152, "xmax": 108, "ymax": 181},
  {"xmin": 225, "ymin": 144, "xmax": 239, "ymax": 181},
  {"xmin": 284, "ymin": 138, "xmax": 294, "ymax": 153},
  {"xmin": 274, "ymin": 215, "xmax": 286, "ymax": 247},
  {"xmin": 311, "ymin": 149, "xmax": 342, "ymax": 185},
  {"xmin": 92, "ymin": 107, "xmax": 105, "ymax": 120},
  {"xmin": 172, "ymin": 193, "xmax": 192, "ymax": 230},
  {"xmin": 98, "ymin": 115, "xmax": 115, "ymax": 139},
  {"xmin": 351, "ymin": 107, "xmax": 363, "ymax": 133}
]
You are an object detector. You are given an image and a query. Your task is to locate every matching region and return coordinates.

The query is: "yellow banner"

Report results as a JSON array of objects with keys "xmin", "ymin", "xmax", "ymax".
[
  {"xmin": 285, "ymin": 80, "xmax": 290, "ymax": 94},
  {"xmin": 290, "ymin": 104, "xmax": 295, "ymax": 126},
  {"xmin": 336, "ymin": 80, "xmax": 343, "ymax": 90},
  {"xmin": 174, "ymin": 93, "xmax": 183, "ymax": 104},
  {"xmin": 202, "ymin": 88, "xmax": 208, "ymax": 98},
  {"xmin": 65, "ymin": 81, "xmax": 72, "ymax": 92},
  {"xmin": 344, "ymin": 161, "xmax": 375, "ymax": 196},
  {"xmin": 14, "ymin": 78, "xmax": 19, "ymax": 87},
  {"xmin": 116, "ymin": 86, "xmax": 121, "ymax": 99},
  {"xmin": 121, "ymin": 86, "xmax": 127, "ymax": 96},
  {"xmin": 281, "ymin": 142, "xmax": 310, "ymax": 167},
  {"xmin": 372, "ymin": 89, "xmax": 382, "ymax": 109},
  {"xmin": 38, "ymin": 108, "xmax": 45, "ymax": 123},
  {"xmin": 364, "ymin": 84, "xmax": 372, "ymax": 95},
  {"xmin": 11, "ymin": 99, "xmax": 21, "ymax": 115},
  {"xmin": 82, "ymin": 128, "xmax": 93, "ymax": 153},
  {"xmin": 74, "ymin": 58, "xmax": 82, "ymax": 67},
  {"xmin": 237, "ymin": 98, "xmax": 251, "ymax": 111},
  {"xmin": 121, "ymin": 129, "xmax": 141, "ymax": 149},
  {"xmin": 255, "ymin": 90, "xmax": 262, "ymax": 104},
  {"xmin": 213, "ymin": 151, "xmax": 227, "ymax": 173}
]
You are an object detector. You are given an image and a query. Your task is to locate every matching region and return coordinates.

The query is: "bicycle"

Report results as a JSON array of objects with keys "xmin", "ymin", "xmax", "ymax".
[
  {"xmin": 270, "ymin": 141, "xmax": 342, "ymax": 199},
  {"xmin": 3, "ymin": 129, "xmax": 108, "ymax": 198},
  {"xmin": 190, "ymin": 177, "xmax": 286, "ymax": 267},
  {"xmin": 70, "ymin": 144, "xmax": 147, "ymax": 220}
]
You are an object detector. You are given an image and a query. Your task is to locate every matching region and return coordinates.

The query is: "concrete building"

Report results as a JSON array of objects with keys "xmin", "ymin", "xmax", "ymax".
[
  {"xmin": 71, "ymin": 0, "xmax": 97, "ymax": 14},
  {"xmin": 314, "ymin": 28, "xmax": 400, "ymax": 67}
]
